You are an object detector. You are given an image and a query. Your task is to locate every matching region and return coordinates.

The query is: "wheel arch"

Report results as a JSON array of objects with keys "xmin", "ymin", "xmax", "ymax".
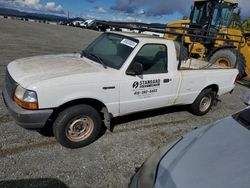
[
  {"xmin": 57, "ymin": 98, "xmax": 106, "ymax": 111},
  {"xmin": 189, "ymin": 84, "xmax": 218, "ymax": 116},
  {"xmin": 191, "ymin": 84, "xmax": 219, "ymax": 105},
  {"xmin": 201, "ymin": 84, "xmax": 219, "ymax": 94},
  {"xmin": 192, "ymin": 84, "xmax": 219, "ymax": 105},
  {"xmin": 46, "ymin": 98, "xmax": 112, "ymax": 130}
]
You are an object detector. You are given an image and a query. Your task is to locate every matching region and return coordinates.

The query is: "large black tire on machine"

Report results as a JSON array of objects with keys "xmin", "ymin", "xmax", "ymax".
[{"xmin": 209, "ymin": 49, "xmax": 246, "ymax": 78}]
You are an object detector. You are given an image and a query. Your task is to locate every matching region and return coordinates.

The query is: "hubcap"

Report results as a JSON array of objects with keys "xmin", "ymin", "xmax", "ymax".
[
  {"xmin": 66, "ymin": 116, "xmax": 94, "ymax": 142},
  {"xmin": 199, "ymin": 96, "xmax": 212, "ymax": 112},
  {"xmin": 215, "ymin": 58, "xmax": 231, "ymax": 67}
]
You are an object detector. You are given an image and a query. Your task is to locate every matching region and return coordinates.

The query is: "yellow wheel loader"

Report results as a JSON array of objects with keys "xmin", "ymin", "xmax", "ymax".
[{"xmin": 164, "ymin": 0, "xmax": 250, "ymax": 79}]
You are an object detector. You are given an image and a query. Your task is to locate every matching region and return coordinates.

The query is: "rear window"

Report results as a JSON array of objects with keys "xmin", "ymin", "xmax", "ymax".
[{"xmin": 233, "ymin": 108, "xmax": 250, "ymax": 130}]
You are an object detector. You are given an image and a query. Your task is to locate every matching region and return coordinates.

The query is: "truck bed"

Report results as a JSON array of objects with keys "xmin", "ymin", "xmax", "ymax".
[
  {"xmin": 180, "ymin": 59, "xmax": 232, "ymax": 70},
  {"xmin": 175, "ymin": 62, "xmax": 238, "ymax": 105}
]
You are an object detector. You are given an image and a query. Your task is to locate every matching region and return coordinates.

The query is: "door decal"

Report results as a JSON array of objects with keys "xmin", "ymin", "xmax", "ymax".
[{"xmin": 132, "ymin": 79, "xmax": 161, "ymax": 97}]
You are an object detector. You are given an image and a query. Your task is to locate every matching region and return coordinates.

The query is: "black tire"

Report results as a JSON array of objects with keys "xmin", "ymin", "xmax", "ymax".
[
  {"xmin": 53, "ymin": 104, "xmax": 102, "ymax": 149},
  {"xmin": 189, "ymin": 88, "xmax": 215, "ymax": 116},
  {"xmin": 209, "ymin": 49, "xmax": 246, "ymax": 78}
]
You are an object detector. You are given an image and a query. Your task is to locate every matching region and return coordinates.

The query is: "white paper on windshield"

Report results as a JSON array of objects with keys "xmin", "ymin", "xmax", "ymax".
[{"xmin": 121, "ymin": 39, "xmax": 137, "ymax": 48}]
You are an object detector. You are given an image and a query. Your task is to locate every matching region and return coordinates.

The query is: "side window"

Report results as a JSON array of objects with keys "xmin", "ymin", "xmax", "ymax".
[
  {"xmin": 221, "ymin": 7, "xmax": 233, "ymax": 27},
  {"xmin": 211, "ymin": 8, "xmax": 219, "ymax": 26},
  {"xmin": 130, "ymin": 44, "xmax": 168, "ymax": 74}
]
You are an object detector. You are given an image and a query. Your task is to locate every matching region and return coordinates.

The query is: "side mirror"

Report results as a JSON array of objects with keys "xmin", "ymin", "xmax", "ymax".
[
  {"xmin": 127, "ymin": 62, "xmax": 144, "ymax": 76},
  {"xmin": 133, "ymin": 62, "xmax": 144, "ymax": 75},
  {"xmin": 243, "ymin": 91, "xmax": 250, "ymax": 106}
]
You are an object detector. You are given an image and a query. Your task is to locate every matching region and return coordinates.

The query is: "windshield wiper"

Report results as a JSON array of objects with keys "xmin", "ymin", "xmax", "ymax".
[
  {"xmin": 81, "ymin": 50, "xmax": 107, "ymax": 69},
  {"xmin": 80, "ymin": 50, "xmax": 87, "ymax": 58},
  {"xmin": 89, "ymin": 53, "xmax": 107, "ymax": 69}
]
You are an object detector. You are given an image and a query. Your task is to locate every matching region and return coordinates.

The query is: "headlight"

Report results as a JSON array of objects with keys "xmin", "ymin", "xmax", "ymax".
[{"xmin": 14, "ymin": 85, "xmax": 38, "ymax": 110}]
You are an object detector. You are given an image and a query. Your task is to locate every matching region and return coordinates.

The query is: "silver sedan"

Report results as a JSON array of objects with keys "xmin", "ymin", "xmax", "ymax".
[{"xmin": 130, "ymin": 92, "xmax": 250, "ymax": 188}]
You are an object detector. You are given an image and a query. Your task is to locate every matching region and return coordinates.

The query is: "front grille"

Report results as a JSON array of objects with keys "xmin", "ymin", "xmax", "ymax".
[{"xmin": 5, "ymin": 70, "xmax": 18, "ymax": 98}]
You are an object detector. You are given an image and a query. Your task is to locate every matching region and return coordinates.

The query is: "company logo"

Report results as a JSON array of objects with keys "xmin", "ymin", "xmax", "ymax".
[{"xmin": 133, "ymin": 81, "xmax": 139, "ymax": 89}]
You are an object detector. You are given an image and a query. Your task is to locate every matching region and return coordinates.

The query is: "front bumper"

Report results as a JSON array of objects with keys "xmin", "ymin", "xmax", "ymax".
[{"xmin": 2, "ymin": 86, "xmax": 53, "ymax": 130}]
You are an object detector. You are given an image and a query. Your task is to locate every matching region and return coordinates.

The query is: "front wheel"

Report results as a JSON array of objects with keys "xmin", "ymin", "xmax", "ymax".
[
  {"xmin": 53, "ymin": 105, "xmax": 102, "ymax": 149},
  {"xmin": 189, "ymin": 88, "xmax": 215, "ymax": 116}
]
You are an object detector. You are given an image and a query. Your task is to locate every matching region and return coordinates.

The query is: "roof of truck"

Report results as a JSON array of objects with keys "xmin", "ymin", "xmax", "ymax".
[{"xmin": 107, "ymin": 31, "xmax": 162, "ymax": 40}]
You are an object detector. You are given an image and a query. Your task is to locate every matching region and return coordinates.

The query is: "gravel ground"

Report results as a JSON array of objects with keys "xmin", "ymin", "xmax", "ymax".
[{"xmin": 0, "ymin": 18, "xmax": 249, "ymax": 188}]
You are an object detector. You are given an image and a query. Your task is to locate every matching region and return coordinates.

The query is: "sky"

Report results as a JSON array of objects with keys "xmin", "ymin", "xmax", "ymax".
[{"xmin": 0, "ymin": 0, "xmax": 249, "ymax": 23}]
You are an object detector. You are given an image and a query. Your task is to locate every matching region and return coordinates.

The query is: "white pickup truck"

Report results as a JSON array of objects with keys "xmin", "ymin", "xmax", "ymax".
[{"xmin": 2, "ymin": 32, "xmax": 238, "ymax": 148}]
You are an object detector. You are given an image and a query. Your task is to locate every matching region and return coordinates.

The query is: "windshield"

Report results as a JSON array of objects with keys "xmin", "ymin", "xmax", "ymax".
[
  {"xmin": 83, "ymin": 33, "xmax": 138, "ymax": 69},
  {"xmin": 191, "ymin": 2, "xmax": 234, "ymax": 28},
  {"xmin": 211, "ymin": 5, "xmax": 233, "ymax": 27}
]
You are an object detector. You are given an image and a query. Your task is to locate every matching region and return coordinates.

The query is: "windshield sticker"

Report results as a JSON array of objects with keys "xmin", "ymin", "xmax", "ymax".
[
  {"xmin": 121, "ymin": 39, "xmax": 137, "ymax": 48},
  {"xmin": 132, "ymin": 79, "xmax": 160, "ymax": 98}
]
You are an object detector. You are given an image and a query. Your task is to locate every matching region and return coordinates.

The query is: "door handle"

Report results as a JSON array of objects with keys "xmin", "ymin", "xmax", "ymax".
[
  {"xmin": 163, "ymin": 78, "xmax": 172, "ymax": 83},
  {"xmin": 103, "ymin": 86, "xmax": 115, "ymax": 90}
]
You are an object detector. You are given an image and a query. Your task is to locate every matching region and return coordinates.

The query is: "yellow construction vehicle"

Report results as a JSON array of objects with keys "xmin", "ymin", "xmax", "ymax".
[{"xmin": 164, "ymin": 0, "xmax": 250, "ymax": 79}]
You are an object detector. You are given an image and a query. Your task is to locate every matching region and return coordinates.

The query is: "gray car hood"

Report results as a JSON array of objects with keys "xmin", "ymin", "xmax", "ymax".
[
  {"xmin": 155, "ymin": 117, "xmax": 250, "ymax": 188},
  {"xmin": 7, "ymin": 53, "xmax": 101, "ymax": 87}
]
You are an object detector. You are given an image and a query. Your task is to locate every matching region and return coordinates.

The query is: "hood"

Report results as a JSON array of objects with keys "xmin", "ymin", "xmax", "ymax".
[
  {"xmin": 154, "ymin": 117, "xmax": 250, "ymax": 188},
  {"xmin": 7, "ymin": 54, "xmax": 102, "ymax": 88}
]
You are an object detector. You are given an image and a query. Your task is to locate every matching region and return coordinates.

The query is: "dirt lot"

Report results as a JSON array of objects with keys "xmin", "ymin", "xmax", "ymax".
[{"xmin": 0, "ymin": 18, "xmax": 248, "ymax": 188}]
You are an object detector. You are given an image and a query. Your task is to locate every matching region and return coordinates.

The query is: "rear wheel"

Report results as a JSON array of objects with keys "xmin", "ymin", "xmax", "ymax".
[
  {"xmin": 209, "ymin": 49, "xmax": 246, "ymax": 78},
  {"xmin": 53, "ymin": 104, "xmax": 102, "ymax": 149},
  {"xmin": 189, "ymin": 88, "xmax": 215, "ymax": 116}
]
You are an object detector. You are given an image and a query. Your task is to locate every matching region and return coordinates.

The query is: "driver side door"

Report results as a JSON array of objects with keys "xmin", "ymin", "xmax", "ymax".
[{"xmin": 119, "ymin": 43, "xmax": 179, "ymax": 115}]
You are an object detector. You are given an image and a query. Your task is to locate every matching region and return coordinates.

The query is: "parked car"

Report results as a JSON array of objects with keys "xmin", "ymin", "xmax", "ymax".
[
  {"xmin": 81, "ymin": 19, "xmax": 96, "ymax": 29},
  {"xmin": 64, "ymin": 21, "xmax": 74, "ymax": 27},
  {"xmin": 72, "ymin": 20, "xmax": 84, "ymax": 27},
  {"xmin": 2, "ymin": 32, "xmax": 238, "ymax": 148},
  {"xmin": 96, "ymin": 21, "xmax": 110, "ymax": 32},
  {"xmin": 129, "ymin": 93, "xmax": 250, "ymax": 188},
  {"xmin": 59, "ymin": 21, "xmax": 71, "ymax": 26}
]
